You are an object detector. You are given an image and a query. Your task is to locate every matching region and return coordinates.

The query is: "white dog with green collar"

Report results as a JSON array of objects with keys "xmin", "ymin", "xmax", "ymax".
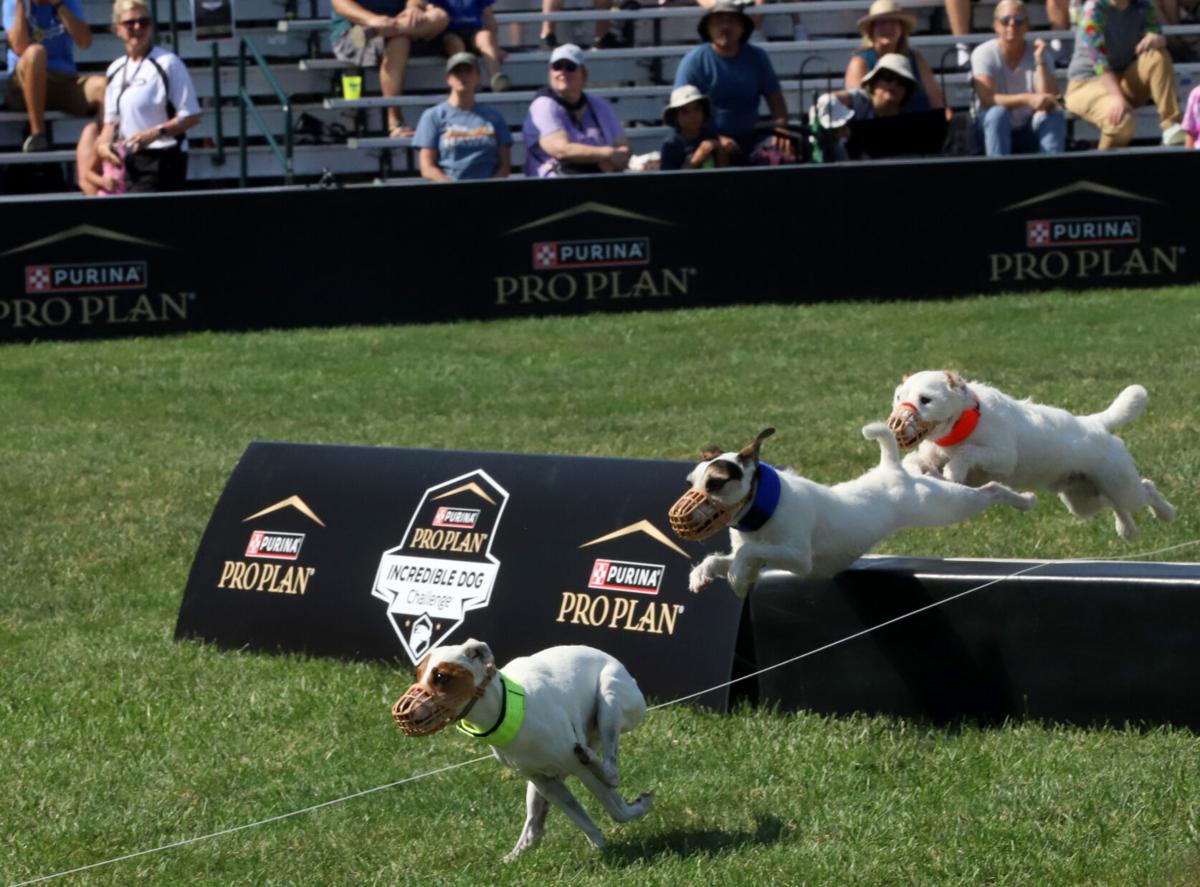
[{"xmin": 392, "ymin": 639, "xmax": 653, "ymax": 861}]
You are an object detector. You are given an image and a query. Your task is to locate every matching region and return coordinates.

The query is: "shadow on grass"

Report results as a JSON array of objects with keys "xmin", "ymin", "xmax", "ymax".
[{"xmin": 602, "ymin": 814, "xmax": 786, "ymax": 865}]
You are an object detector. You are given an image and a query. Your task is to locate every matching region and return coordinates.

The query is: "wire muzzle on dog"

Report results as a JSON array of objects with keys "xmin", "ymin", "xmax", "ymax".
[
  {"xmin": 668, "ymin": 487, "xmax": 745, "ymax": 541},
  {"xmin": 392, "ymin": 663, "xmax": 497, "ymax": 737},
  {"xmin": 887, "ymin": 403, "xmax": 937, "ymax": 449}
]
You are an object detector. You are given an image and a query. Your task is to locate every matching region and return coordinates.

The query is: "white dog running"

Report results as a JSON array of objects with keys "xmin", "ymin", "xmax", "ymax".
[
  {"xmin": 391, "ymin": 640, "xmax": 652, "ymax": 861},
  {"xmin": 681, "ymin": 425, "xmax": 1037, "ymax": 597},
  {"xmin": 887, "ymin": 370, "xmax": 1176, "ymax": 539}
]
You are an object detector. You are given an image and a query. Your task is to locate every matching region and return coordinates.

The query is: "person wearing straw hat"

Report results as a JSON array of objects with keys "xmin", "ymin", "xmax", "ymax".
[
  {"xmin": 673, "ymin": 0, "xmax": 794, "ymax": 163},
  {"xmin": 844, "ymin": 0, "xmax": 942, "ymax": 113},
  {"xmin": 413, "ymin": 52, "xmax": 512, "ymax": 180},
  {"xmin": 521, "ymin": 43, "xmax": 630, "ymax": 176},
  {"xmin": 659, "ymin": 84, "xmax": 728, "ymax": 169}
]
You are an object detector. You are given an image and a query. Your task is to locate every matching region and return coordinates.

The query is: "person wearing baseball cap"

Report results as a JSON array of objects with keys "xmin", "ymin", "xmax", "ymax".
[
  {"xmin": 843, "ymin": 0, "xmax": 942, "ymax": 113},
  {"xmin": 521, "ymin": 43, "xmax": 630, "ymax": 176},
  {"xmin": 659, "ymin": 84, "xmax": 727, "ymax": 169},
  {"xmin": 413, "ymin": 52, "xmax": 512, "ymax": 180},
  {"xmin": 673, "ymin": 0, "xmax": 794, "ymax": 163}
]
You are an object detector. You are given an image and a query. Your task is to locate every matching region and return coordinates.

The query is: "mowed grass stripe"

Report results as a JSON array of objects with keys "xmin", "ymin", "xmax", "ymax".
[{"xmin": 1, "ymin": 286, "xmax": 1198, "ymax": 885}]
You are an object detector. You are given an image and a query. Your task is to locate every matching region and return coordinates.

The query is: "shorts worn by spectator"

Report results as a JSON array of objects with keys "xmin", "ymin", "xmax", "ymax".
[
  {"xmin": 941, "ymin": 0, "xmax": 1070, "ymax": 66},
  {"xmin": 3, "ymin": 0, "xmax": 106, "ymax": 152},
  {"xmin": 331, "ymin": 0, "xmax": 450, "ymax": 137},
  {"xmin": 94, "ymin": 0, "xmax": 202, "ymax": 193},
  {"xmin": 522, "ymin": 43, "xmax": 630, "ymax": 177},
  {"xmin": 673, "ymin": 1, "xmax": 794, "ymax": 162},
  {"xmin": 1183, "ymin": 83, "xmax": 1200, "ymax": 146},
  {"xmin": 414, "ymin": 52, "xmax": 513, "ymax": 180},
  {"xmin": 1065, "ymin": 0, "xmax": 1184, "ymax": 147},
  {"xmin": 845, "ymin": 0, "xmax": 943, "ymax": 112},
  {"xmin": 971, "ymin": 0, "xmax": 1066, "ymax": 155},
  {"xmin": 659, "ymin": 84, "xmax": 726, "ymax": 169},
  {"xmin": 539, "ymin": 0, "xmax": 620, "ymax": 51},
  {"xmin": 431, "ymin": 0, "xmax": 510, "ymax": 91}
]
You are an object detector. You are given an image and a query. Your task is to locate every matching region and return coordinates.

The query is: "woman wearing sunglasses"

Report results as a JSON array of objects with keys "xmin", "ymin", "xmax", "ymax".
[
  {"xmin": 95, "ymin": 0, "xmax": 201, "ymax": 192},
  {"xmin": 522, "ymin": 43, "xmax": 629, "ymax": 177}
]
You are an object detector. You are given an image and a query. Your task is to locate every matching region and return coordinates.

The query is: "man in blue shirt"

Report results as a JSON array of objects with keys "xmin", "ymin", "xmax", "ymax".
[
  {"xmin": 673, "ymin": 0, "xmax": 793, "ymax": 162},
  {"xmin": 3, "ymin": 0, "xmax": 105, "ymax": 151}
]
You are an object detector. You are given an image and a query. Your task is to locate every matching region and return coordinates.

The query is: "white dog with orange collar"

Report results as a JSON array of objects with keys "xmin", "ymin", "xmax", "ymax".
[
  {"xmin": 675, "ymin": 425, "xmax": 1037, "ymax": 597},
  {"xmin": 888, "ymin": 370, "xmax": 1176, "ymax": 539},
  {"xmin": 391, "ymin": 640, "xmax": 652, "ymax": 861}
]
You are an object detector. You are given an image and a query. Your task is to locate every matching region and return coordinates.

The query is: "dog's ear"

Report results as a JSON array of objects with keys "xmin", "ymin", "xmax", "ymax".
[
  {"xmin": 944, "ymin": 370, "xmax": 963, "ymax": 389},
  {"xmin": 902, "ymin": 372, "xmax": 913, "ymax": 382},
  {"xmin": 700, "ymin": 444, "xmax": 723, "ymax": 461},
  {"xmin": 738, "ymin": 427, "xmax": 775, "ymax": 462},
  {"xmin": 461, "ymin": 639, "xmax": 495, "ymax": 668}
]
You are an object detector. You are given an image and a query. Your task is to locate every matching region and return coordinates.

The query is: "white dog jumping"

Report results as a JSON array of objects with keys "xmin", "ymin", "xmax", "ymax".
[
  {"xmin": 671, "ymin": 425, "xmax": 1037, "ymax": 598},
  {"xmin": 391, "ymin": 640, "xmax": 653, "ymax": 861},
  {"xmin": 887, "ymin": 370, "xmax": 1176, "ymax": 539}
]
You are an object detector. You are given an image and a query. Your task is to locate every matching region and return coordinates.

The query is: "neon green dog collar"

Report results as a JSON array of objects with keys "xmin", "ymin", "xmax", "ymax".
[{"xmin": 456, "ymin": 673, "xmax": 525, "ymax": 747}]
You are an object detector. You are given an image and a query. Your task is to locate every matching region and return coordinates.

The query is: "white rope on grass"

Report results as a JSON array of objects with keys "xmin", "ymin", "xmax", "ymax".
[{"xmin": 13, "ymin": 537, "xmax": 1198, "ymax": 886}]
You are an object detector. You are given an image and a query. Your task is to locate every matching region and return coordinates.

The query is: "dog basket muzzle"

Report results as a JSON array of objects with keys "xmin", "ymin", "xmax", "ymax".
[
  {"xmin": 886, "ymin": 403, "xmax": 937, "ymax": 450},
  {"xmin": 391, "ymin": 664, "xmax": 495, "ymax": 737},
  {"xmin": 668, "ymin": 487, "xmax": 742, "ymax": 541}
]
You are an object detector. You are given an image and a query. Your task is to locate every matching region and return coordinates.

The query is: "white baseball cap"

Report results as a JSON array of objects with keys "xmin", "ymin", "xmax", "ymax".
[{"xmin": 549, "ymin": 43, "xmax": 586, "ymax": 67}]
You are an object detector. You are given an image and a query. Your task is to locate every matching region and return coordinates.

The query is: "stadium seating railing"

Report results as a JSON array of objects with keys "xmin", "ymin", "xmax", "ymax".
[{"xmin": 238, "ymin": 36, "xmax": 296, "ymax": 184}]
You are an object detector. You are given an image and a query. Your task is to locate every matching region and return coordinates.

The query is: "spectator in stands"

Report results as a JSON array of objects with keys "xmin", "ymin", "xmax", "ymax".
[
  {"xmin": 1183, "ymin": 83, "xmax": 1200, "ymax": 146},
  {"xmin": 414, "ymin": 52, "xmax": 512, "ymax": 179},
  {"xmin": 432, "ymin": 0, "xmax": 511, "ymax": 90},
  {"xmin": 76, "ymin": 120, "xmax": 125, "ymax": 194},
  {"xmin": 3, "ymin": 0, "xmax": 105, "ymax": 152},
  {"xmin": 827, "ymin": 52, "xmax": 923, "ymax": 119},
  {"xmin": 673, "ymin": 1, "xmax": 795, "ymax": 164},
  {"xmin": 944, "ymin": 0, "xmax": 1070, "ymax": 67},
  {"xmin": 331, "ymin": 0, "xmax": 450, "ymax": 137},
  {"xmin": 522, "ymin": 43, "xmax": 630, "ymax": 176},
  {"xmin": 659, "ymin": 83, "xmax": 728, "ymax": 169},
  {"xmin": 539, "ymin": 0, "xmax": 621, "ymax": 51},
  {"xmin": 844, "ymin": 0, "xmax": 943, "ymax": 112},
  {"xmin": 693, "ymin": 0, "xmax": 808, "ymax": 44},
  {"xmin": 1064, "ymin": 0, "xmax": 1186, "ymax": 147},
  {"xmin": 94, "ymin": 0, "xmax": 201, "ymax": 192},
  {"xmin": 971, "ymin": 0, "xmax": 1066, "ymax": 154}
]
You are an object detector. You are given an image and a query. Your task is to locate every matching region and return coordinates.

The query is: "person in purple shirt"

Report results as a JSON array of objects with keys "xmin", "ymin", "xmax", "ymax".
[
  {"xmin": 522, "ymin": 44, "xmax": 629, "ymax": 177},
  {"xmin": 3, "ymin": 0, "xmax": 105, "ymax": 151}
]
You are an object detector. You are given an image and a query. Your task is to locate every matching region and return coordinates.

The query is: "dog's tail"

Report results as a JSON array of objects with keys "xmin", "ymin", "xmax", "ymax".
[
  {"xmin": 862, "ymin": 421, "xmax": 904, "ymax": 472},
  {"xmin": 1090, "ymin": 384, "xmax": 1148, "ymax": 432}
]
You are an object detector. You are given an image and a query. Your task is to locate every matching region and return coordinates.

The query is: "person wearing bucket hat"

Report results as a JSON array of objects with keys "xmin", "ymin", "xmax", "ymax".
[
  {"xmin": 413, "ymin": 52, "xmax": 512, "ymax": 180},
  {"xmin": 844, "ymin": 0, "xmax": 941, "ymax": 113},
  {"xmin": 521, "ymin": 44, "xmax": 630, "ymax": 176},
  {"xmin": 658, "ymin": 84, "xmax": 727, "ymax": 170},
  {"xmin": 674, "ymin": 0, "xmax": 793, "ymax": 162},
  {"xmin": 825, "ymin": 52, "xmax": 920, "ymax": 123}
]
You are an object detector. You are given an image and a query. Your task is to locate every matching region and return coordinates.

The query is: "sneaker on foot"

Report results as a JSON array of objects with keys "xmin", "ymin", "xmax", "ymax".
[
  {"xmin": 22, "ymin": 132, "xmax": 49, "ymax": 152},
  {"xmin": 539, "ymin": 31, "xmax": 558, "ymax": 50},
  {"xmin": 490, "ymin": 72, "xmax": 512, "ymax": 91},
  {"xmin": 1162, "ymin": 122, "xmax": 1187, "ymax": 146},
  {"xmin": 591, "ymin": 31, "xmax": 622, "ymax": 49}
]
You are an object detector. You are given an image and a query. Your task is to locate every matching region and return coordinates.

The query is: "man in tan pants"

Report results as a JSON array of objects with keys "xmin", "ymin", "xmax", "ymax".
[{"xmin": 1064, "ymin": 0, "xmax": 1184, "ymax": 148}]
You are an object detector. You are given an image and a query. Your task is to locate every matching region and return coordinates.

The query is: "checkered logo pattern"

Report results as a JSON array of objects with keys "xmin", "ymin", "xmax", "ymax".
[
  {"xmin": 1026, "ymin": 221, "xmax": 1051, "ymax": 248},
  {"xmin": 532, "ymin": 242, "xmax": 558, "ymax": 269},
  {"xmin": 25, "ymin": 266, "xmax": 52, "ymax": 293}
]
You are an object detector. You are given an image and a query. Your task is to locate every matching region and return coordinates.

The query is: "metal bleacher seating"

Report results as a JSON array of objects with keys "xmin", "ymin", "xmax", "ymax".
[{"xmin": 0, "ymin": 0, "xmax": 1197, "ymax": 191}]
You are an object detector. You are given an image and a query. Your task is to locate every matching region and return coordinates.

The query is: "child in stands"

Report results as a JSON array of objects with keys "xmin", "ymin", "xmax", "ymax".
[{"xmin": 658, "ymin": 84, "xmax": 727, "ymax": 170}]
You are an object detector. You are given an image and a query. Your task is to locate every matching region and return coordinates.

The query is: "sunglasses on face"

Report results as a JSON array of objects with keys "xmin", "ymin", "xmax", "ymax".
[
  {"xmin": 550, "ymin": 60, "xmax": 579, "ymax": 72},
  {"xmin": 120, "ymin": 15, "xmax": 152, "ymax": 27},
  {"xmin": 997, "ymin": 14, "xmax": 1027, "ymax": 24}
]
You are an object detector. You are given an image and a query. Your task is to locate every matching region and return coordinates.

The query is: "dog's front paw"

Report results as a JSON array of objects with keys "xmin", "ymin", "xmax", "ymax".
[
  {"xmin": 688, "ymin": 564, "xmax": 713, "ymax": 593},
  {"xmin": 1019, "ymin": 491, "xmax": 1038, "ymax": 511}
]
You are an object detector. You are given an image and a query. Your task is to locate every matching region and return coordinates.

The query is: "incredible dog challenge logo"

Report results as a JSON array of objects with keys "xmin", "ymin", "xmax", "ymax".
[
  {"xmin": 372, "ymin": 470, "xmax": 510, "ymax": 664},
  {"xmin": 559, "ymin": 521, "xmax": 686, "ymax": 636}
]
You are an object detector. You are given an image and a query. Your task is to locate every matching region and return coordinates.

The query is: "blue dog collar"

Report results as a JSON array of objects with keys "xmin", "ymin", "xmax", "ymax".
[{"xmin": 734, "ymin": 462, "xmax": 781, "ymax": 532}]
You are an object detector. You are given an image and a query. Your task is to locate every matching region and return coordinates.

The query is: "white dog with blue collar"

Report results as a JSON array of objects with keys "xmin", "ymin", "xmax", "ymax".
[
  {"xmin": 679, "ymin": 425, "xmax": 1039, "ymax": 597},
  {"xmin": 392, "ymin": 639, "xmax": 653, "ymax": 861}
]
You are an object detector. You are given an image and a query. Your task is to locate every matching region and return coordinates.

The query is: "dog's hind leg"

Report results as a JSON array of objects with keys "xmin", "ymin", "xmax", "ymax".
[
  {"xmin": 1142, "ymin": 479, "xmax": 1177, "ymax": 522},
  {"xmin": 575, "ymin": 768, "xmax": 654, "ymax": 824},
  {"xmin": 586, "ymin": 662, "xmax": 647, "ymax": 787},
  {"xmin": 529, "ymin": 775, "xmax": 606, "ymax": 850},
  {"xmin": 503, "ymin": 781, "xmax": 551, "ymax": 862}
]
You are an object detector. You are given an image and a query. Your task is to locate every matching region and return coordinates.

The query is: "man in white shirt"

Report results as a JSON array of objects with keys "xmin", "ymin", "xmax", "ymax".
[{"xmin": 971, "ymin": 0, "xmax": 1066, "ymax": 155}]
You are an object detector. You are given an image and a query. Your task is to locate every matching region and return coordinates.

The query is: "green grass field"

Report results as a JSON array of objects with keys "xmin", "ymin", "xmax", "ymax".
[{"xmin": 3, "ymin": 286, "xmax": 1199, "ymax": 886}]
